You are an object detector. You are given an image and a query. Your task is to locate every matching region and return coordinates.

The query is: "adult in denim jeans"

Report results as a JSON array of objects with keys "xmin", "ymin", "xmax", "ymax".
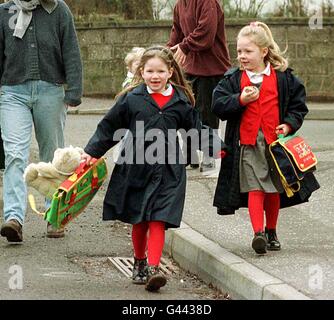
[{"xmin": 0, "ymin": 0, "xmax": 82, "ymax": 242}]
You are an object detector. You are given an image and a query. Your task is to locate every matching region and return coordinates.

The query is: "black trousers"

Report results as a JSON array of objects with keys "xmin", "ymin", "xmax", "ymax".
[
  {"xmin": 181, "ymin": 75, "xmax": 222, "ymax": 164},
  {"xmin": 187, "ymin": 74, "xmax": 223, "ymax": 129}
]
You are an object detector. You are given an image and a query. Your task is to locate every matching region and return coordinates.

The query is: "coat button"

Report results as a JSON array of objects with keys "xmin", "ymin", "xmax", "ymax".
[
  {"xmin": 159, "ymin": 111, "xmax": 162, "ymax": 114},
  {"xmin": 152, "ymin": 176, "xmax": 160, "ymax": 183}
]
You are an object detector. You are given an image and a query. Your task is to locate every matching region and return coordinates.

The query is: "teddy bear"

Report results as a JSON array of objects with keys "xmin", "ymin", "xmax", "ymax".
[{"xmin": 23, "ymin": 146, "xmax": 84, "ymax": 199}]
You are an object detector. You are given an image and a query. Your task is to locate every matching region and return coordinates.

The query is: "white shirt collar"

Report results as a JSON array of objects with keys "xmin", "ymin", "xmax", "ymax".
[
  {"xmin": 126, "ymin": 71, "xmax": 134, "ymax": 79},
  {"xmin": 246, "ymin": 63, "xmax": 271, "ymax": 84},
  {"xmin": 147, "ymin": 83, "xmax": 173, "ymax": 96}
]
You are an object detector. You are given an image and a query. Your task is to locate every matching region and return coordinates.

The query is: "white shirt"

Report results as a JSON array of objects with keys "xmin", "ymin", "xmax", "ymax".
[
  {"xmin": 246, "ymin": 63, "xmax": 271, "ymax": 85},
  {"xmin": 122, "ymin": 71, "xmax": 134, "ymax": 88},
  {"xmin": 126, "ymin": 71, "xmax": 134, "ymax": 79}
]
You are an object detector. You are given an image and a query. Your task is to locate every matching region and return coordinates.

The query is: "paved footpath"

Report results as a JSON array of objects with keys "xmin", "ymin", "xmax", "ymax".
[
  {"xmin": 0, "ymin": 109, "xmax": 227, "ymax": 300},
  {"xmin": 72, "ymin": 98, "xmax": 334, "ymax": 300},
  {"xmin": 1, "ymin": 98, "xmax": 333, "ymax": 300}
]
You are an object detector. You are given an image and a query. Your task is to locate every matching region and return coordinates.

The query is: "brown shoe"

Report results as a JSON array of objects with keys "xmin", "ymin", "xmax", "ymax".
[
  {"xmin": 0, "ymin": 219, "xmax": 23, "ymax": 242},
  {"xmin": 145, "ymin": 265, "xmax": 167, "ymax": 292},
  {"xmin": 47, "ymin": 222, "xmax": 65, "ymax": 238}
]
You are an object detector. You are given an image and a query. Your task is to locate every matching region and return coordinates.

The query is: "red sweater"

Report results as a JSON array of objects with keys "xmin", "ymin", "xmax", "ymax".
[
  {"xmin": 239, "ymin": 67, "xmax": 280, "ymax": 145},
  {"xmin": 167, "ymin": 0, "xmax": 231, "ymax": 77},
  {"xmin": 150, "ymin": 89, "xmax": 174, "ymax": 108}
]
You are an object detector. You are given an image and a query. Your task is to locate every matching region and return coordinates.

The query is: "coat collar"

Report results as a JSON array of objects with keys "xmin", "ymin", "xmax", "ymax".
[
  {"xmin": 146, "ymin": 83, "xmax": 173, "ymax": 96},
  {"xmin": 131, "ymin": 83, "xmax": 189, "ymax": 109},
  {"xmin": 224, "ymin": 67, "xmax": 239, "ymax": 77}
]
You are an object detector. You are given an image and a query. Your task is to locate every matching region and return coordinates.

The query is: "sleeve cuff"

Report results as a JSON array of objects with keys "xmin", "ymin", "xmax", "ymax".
[
  {"xmin": 216, "ymin": 150, "xmax": 227, "ymax": 159},
  {"xmin": 239, "ymin": 95, "xmax": 246, "ymax": 107},
  {"xmin": 286, "ymin": 123, "xmax": 293, "ymax": 134},
  {"xmin": 64, "ymin": 93, "xmax": 82, "ymax": 107},
  {"xmin": 179, "ymin": 43, "xmax": 190, "ymax": 55}
]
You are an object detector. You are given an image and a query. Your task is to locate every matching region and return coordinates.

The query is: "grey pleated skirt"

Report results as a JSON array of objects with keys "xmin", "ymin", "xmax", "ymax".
[{"xmin": 239, "ymin": 130, "xmax": 283, "ymax": 193}]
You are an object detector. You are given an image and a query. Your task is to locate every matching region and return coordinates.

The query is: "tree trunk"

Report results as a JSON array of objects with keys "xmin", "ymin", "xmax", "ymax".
[{"xmin": 122, "ymin": 0, "xmax": 153, "ymax": 19}]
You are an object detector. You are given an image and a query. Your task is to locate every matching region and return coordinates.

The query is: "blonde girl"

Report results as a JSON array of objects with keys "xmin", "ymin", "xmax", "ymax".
[
  {"xmin": 122, "ymin": 47, "xmax": 145, "ymax": 88},
  {"xmin": 212, "ymin": 22, "xmax": 319, "ymax": 255}
]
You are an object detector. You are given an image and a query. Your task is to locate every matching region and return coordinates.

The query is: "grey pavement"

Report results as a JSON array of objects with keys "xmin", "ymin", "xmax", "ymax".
[
  {"xmin": 168, "ymin": 118, "xmax": 334, "ymax": 300},
  {"xmin": 1, "ymin": 98, "xmax": 334, "ymax": 300},
  {"xmin": 0, "ymin": 112, "xmax": 226, "ymax": 300},
  {"xmin": 68, "ymin": 98, "xmax": 334, "ymax": 300}
]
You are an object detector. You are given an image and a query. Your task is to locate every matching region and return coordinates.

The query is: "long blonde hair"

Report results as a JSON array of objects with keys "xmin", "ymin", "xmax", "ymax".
[
  {"xmin": 237, "ymin": 21, "xmax": 288, "ymax": 72},
  {"xmin": 124, "ymin": 47, "xmax": 145, "ymax": 69},
  {"xmin": 117, "ymin": 45, "xmax": 195, "ymax": 106}
]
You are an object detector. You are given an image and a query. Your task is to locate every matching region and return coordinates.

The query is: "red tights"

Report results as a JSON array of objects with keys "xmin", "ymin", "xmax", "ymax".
[
  {"xmin": 131, "ymin": 221, "xmax": 165, "ymax": 266},
  {"xmin": 248, "ymin": 191, "xmax": 280, "ymax": 233}
]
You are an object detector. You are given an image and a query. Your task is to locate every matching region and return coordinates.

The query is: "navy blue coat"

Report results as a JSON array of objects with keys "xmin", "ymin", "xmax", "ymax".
[
  {"xmin": 85, "ymin": 84, "xmax": 225, "ymax": 228},
  {"xmin": 212, "ymin": 67, "xmax": 320, "ymax": 215}
]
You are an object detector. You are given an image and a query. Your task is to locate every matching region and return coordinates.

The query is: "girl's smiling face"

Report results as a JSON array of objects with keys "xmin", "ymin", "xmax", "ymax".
[
  {"xmin": 237, "ymin": 36, "xmax": 268, "ymax": 73},
  {"xmin": 141, "ymin": 57, "xmax": 173, "ymax": 93}
]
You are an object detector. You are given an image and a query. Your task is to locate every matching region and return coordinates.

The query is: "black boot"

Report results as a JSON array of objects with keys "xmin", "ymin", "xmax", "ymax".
[
  {"xmin": 145, "ymin": 265, "xmax": 167, "ymax": 292},
  {"xmin": 251, "ymin": 231, "xmax": 267, "ymax": 254},
  {"xmin": 132, "ymin": 257, "xmax": 148, "ymax": 285},
  {"xmin": 265, "ymin": 228, "xmax": 281, "ymax": 251}
]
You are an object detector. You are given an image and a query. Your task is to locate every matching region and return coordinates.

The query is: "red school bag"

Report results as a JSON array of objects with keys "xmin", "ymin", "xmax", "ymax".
[{"xmin": 269, "ymin": 134, "xmax": 317, "ymax": 197}]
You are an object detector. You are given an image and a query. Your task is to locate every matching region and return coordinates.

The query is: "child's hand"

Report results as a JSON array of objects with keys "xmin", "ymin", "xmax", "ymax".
[
  {"xmin": 240, "ymin": 86, "xmax": 259, "ymax": 105},
  {"xmin": 81, "ymin": 152, "xmax": 93, "ymax": 165},
  {"xmin": 275, "ymin": 124, "xmax": 291, "ymax": 137}
]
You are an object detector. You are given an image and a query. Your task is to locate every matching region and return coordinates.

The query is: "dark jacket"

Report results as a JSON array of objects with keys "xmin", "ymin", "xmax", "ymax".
[
  {"xmin": 84, "ymin": 84, "xmax": 226, "ymax": 228},
  {"xmin": 167, "ymin": 0, "xmax": 231, "ymax": 76},
  {"xmin": 212, "ymin": 67, "xmax": 320, "ymax": 215},
  {"xmin": 0, "ymin": 0, "xmax": 82, "ymax": 106}
]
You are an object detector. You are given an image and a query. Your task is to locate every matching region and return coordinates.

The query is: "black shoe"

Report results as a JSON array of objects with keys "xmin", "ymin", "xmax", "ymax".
[
  {"xmin": 188, "ymin": 150, "xmax": 199, "ymax": 169},
  {"xmin": 252, "ymin": 232, "xmax": 267, "ymax": 254},
  {"xmin": 145, "ymin": 265, "xmax": 167, "ymax": 292},
  {"xmin": 265, "ymin": 228, "xmax": 281, "ymax": 251},
  {"xmin": 132, "ymin": 257, "xmax": 148, "ymax": 285},
  {"xmin": 200, "ymin": 158, "xmax": 216, "ymax": 172},
  {"xmin": 189, "ymin": 164, "xmax": 199, "ymax": 169},
  {"xmin": 0, "ymin": 219, "xmax": 23, "ymax": 242}
]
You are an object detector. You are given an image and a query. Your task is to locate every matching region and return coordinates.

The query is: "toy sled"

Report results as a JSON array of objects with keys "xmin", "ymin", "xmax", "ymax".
[{"xmin": 30, "ymin": 158, "xmax": 108, "ymax": 229}]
